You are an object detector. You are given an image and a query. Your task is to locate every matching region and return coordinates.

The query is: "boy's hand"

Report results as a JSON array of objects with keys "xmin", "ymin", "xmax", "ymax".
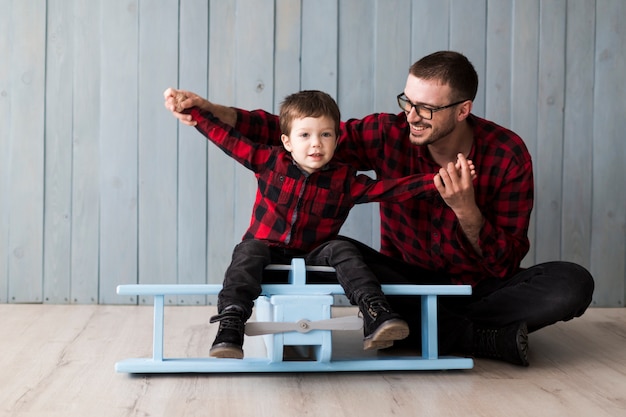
[
  {"xmin": 163, "ymin": 87, "xmax": 202, "ymax": 126},
  {"xmin": 434, "ymin": 153, "xmax": 477, "ymax": 211},
  {"xmin": 456, "ymin": 157, "xmax": 477, "ymax": 181},
  {"xmin": 434, "ymin": 154, "xmax": 476, "ymax": 188},
  {"xmin": 173, "ymin": 92, "xmax": 188, "ymax": 113},
  {"xmin": 163, "ymin": 87, "xmax": 238, "ymax": 128}
]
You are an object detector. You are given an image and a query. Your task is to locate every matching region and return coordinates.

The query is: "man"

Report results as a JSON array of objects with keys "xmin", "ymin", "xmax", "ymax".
[{"xmin": 165, "ymin": 51, "xmax": 594, "ymax": 366}]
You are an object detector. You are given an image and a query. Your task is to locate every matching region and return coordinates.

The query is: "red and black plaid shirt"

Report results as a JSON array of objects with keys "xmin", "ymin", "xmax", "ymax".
[
  {"xmin": 233, "ymin": 109, "xmax": 533, "ymax": 286},
  {"xmin": 190, "ymin": 108, "xmax": 438, "ymax": 253}
]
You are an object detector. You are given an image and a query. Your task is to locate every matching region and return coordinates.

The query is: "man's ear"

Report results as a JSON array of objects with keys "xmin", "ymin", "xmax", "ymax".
[
  {"xmin": 457, "ymin": 100, "xmax": 473, "ymax": 121},
  {"xmin": 281, "ymin": 134, "xmax": 292, "ymax": 152}
]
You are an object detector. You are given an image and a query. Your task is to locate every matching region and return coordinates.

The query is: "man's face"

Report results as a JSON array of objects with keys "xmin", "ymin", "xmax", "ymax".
[{"xmin": 402, "ymin": 75, "xmax": 459, "ymax": 147}]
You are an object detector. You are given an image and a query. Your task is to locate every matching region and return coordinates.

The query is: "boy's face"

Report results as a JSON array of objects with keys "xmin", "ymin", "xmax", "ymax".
[{"xmin": 281, "ymin": 116, "xmax": 337, "ymax": 174}]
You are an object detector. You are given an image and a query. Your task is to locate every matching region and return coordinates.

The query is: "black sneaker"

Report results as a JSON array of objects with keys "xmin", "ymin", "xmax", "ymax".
[
  {"xmin": 472, "ymin": 322, "xmax": 529, "ymax": 366},
  {"xmin": 209, "ymin": 306, "xmax": 246, "ymax": 359},
  {"xmin": 359, "ymin": 294, "xmax": 410, "ymax": 350}
]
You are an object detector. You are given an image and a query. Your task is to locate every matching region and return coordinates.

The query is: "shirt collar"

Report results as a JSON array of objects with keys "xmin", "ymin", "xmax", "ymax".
[{"xmin": 288, "ymin": 153, "xmax": 333, "ymax": 177}]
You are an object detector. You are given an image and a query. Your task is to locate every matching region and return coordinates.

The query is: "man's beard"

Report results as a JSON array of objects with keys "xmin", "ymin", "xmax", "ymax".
[{"xmin": 408, "ymin": 116, "xmax": 456, "ymax": 146}]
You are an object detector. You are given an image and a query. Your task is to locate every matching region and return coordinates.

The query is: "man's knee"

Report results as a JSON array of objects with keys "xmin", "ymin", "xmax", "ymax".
[
  {"xmin": 541, "ymin": 261, "xmax": 594, "ymax": 319},
  {"xmin": 562, "ymin": 261, "xmax": 594, "ymax": 315}
]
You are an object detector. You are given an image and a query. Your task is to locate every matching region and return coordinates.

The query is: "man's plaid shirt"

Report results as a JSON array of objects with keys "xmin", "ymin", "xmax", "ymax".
[
  {"xmin": 232, "ymin": 109, "xmax": 534, "ymax": 286},
  {"xmin": 190, "ymin": 108, "xmax": 438, "ymax": 253}
]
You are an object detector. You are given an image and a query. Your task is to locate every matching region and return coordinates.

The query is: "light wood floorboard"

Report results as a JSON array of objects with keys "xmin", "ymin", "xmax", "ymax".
[{"xmin": 1, "ymin": 305, "xmax": 624, "ymax": 417}]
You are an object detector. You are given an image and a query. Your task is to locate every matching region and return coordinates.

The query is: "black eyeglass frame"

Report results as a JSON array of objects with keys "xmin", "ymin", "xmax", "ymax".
[{"xmin": 396, "ymin": 93, "xmax": 469, "ymax": 120}]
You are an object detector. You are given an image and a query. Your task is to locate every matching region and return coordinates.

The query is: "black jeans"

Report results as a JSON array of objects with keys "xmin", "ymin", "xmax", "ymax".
[
  {"xmin": 335, "ymin": 236, "xmax": 595, "ymax": 354},
  {"xmin": 218, "ymin": 239, "xmax": 385, "ymax": 319}
]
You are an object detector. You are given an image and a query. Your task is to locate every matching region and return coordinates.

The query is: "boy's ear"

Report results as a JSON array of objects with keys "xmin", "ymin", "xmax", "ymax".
[{"xmin": 281, "ymin": 134, "xmax": 292, "ymax": 152}]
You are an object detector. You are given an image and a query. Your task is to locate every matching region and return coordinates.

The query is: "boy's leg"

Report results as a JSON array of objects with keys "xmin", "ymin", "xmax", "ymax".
[
  {"xmin": 306, "ymin": 240, "xmax": 409, "ymax": 350},
  {"xmin": 211, "ymin": 239, "xmax": 271, "ymax": 358},
  {"xmin": 217, "ymin": 239, "xmax": 271, "ymax": 316}
]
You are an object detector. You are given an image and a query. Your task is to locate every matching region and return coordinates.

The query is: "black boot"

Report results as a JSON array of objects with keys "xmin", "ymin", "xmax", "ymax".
[
  {"xmin": 359, "ymin": 294, "xmax": 410, "ymax": 350},
  {"xmin": 472, "ymin": 322, "xmax": 529, "ymax": 366},
  {"xmin": 209, "ymin": 305, "xmax": 246, "ymax": 359}
]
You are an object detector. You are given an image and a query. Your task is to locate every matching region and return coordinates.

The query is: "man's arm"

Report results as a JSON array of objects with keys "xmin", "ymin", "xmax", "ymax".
[{"xmin": 436, "ymin": 152, "xmax": 533, "ymax": 279}]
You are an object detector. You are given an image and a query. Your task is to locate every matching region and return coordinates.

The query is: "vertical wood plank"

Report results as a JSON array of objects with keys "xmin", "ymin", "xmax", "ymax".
[
  {"xmin": 7, "ymin": 0, "xmax": 47, "ymax": 303},
  {"xmin": 233, "ymin": 0, "xmax": 275, "ymax": 246},
  {"xmin": 177, "ymin": 0, "xmax": 209, "ymax": 305},
  {"xmin": 207, "ymin": 0, "xmax": 238, "ymax": 286},
  {"xmin": 450, "ymin": 0, "xmax": 487, "ymax": 116},
  {"xmin": 70, "ymin": 0, "xmax": 101, "ymax": 304},
  {"xmin": 561, "ymin": 0, "xmax": 594, "ymax": 272},
  {"xmin": 0, "ymin": 0, "xmax": 12, "ymax": 303},
  {"xmin": 337, "ymin": 0, "xmax": 375, "ymax": 119},
  {"xmin": 98, "ymin": 0, "xmax": 139, "ymax": 304},
  {"xmin": 374, "ymin": 0, "xmax": 412, "ymax": 113},
  {"xmin": 43, "ymin": 0, "xmax": 73, "ymax": 303},
  {"xmin": 338, "ymin": 1, "xmax": 378, "ymax": 249},
  {"xmin": 337, "ymin": 0, "xmax": 378, "ymax": 248},
  {"xmin": 510, "ymin": 0, "xmax": 540, "ymax": 267},
  {"xmin": 301, "ymin": 0, "xmax": 338, "ymax": 94},
  {"xmin": 137, "ymin": 0, "xmax": 179, "ymax": 305},
  {"xmin": 534, "ymin": 0, "xmax": 567, "ymax": 264},
  {"xmin": 274, "ymin": 0, "xmax": 302, "ymax": 113},
  {"xmin": 410, "ymin": 0, "xmax": 450, "ymax": 59},
  {"xmin": 590, "ymin": 0, "xmax": 626, "ymax": 306},
  {"xmin": 485, "ymin": 0, "xmax": 513, "ymax": 127}
]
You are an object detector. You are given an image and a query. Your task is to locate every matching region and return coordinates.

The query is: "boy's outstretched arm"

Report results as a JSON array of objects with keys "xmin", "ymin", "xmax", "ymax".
[{"xmin": 163, "ymin": 87, "xmax": 237, "ymax": 128}]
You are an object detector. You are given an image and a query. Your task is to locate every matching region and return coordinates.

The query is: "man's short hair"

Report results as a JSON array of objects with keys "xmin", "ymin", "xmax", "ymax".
[{"xmin": 409, "ymin": 51, "xmax": 479, "ymax": 102}]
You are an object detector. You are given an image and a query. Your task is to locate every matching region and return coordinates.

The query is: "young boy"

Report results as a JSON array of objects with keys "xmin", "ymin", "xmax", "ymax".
[{"xmin": 175, "ymin": 90, "xmax": 474, "ymax": 358}]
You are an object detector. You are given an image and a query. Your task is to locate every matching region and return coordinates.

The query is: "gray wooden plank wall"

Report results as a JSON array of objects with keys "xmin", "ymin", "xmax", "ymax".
[{"xmin": 0, "ymin": 0, "xmax": 624, "ymax": 307}]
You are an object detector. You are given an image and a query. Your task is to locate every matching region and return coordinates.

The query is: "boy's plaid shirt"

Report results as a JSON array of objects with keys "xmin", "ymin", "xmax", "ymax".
[
  {"xmin": 190, "ymin": 108, "xmax": 438, "ymax": 253},
  {"xmin": 232, "ymin": 109, "xmax": 534, "ymax": 286}
]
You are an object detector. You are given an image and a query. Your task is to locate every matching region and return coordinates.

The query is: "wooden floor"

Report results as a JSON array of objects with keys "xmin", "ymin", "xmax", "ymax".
[{"xmin": 1, "ymin": 305, "xmax": 625, "ymax": 417}]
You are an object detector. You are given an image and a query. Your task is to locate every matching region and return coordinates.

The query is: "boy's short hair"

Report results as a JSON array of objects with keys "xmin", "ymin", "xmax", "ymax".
[
  {"xmin": 409, "ymin": 51, "xmax": 478, "ymax": 102},
  {"xmin": 279, "ymin": 90, "xmax": 341, "ymax": 136}
]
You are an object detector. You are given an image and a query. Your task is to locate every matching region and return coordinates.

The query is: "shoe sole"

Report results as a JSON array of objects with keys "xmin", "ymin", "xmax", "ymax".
[
  {"xmin": 516, "ymin": 323, "xmax": 530, "ymax": 367},
  {"xmin": 363, "ymin": 319, "xmax": 410, "ymax": 350},
  {"xmin": 210, "ymin": 343, "xmax": 244, "ymax": 359}
]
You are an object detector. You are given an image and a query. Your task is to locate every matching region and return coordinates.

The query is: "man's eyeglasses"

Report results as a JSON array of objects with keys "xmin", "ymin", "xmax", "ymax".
[{"xmin": 396, "ymin": 93, "xmax": 469, "ymax": 120}]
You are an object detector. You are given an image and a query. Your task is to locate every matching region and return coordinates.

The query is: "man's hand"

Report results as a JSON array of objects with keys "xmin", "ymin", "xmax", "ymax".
[
  {"xmin": 434, "ymin": 153, "xmax": 476, "ymax": 207},
  {"xmin": 434, "ymin": 153, "xmax": 484, "ymax": 255}
]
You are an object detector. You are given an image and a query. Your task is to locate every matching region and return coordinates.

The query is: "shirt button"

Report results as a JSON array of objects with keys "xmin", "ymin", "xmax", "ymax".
[{"xmin": 433, "ymin": 232, "xmax": 439, "ymax": 238}]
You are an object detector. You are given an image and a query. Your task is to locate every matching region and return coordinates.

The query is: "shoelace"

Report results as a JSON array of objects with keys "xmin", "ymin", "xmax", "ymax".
[
  {"xmin": 360, "ymin": 294, "xmax": 391, "ymax": 319},
  {"xmin": 210, "ymin": 310, "xmax": 244, "ymax": 331}
]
